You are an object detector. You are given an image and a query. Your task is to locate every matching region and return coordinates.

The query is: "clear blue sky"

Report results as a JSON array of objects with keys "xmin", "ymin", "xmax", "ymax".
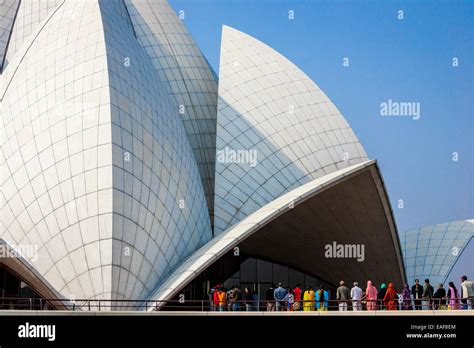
[{"xmin": 170, "ymin": 0, "xmax": 473, "ymax": 232}]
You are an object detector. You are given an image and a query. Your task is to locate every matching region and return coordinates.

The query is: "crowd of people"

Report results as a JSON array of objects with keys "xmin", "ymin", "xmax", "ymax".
[
  {"xmin": 209, "ymin": 275, "xmax": 474, "ymax": 311},
  {"xmin": 210, "ymin": 285, "xmax": 259, "ymax": 311},
  {"xmin": 334, "ymin": 276, "xmax": 473, "ymax": 311}
]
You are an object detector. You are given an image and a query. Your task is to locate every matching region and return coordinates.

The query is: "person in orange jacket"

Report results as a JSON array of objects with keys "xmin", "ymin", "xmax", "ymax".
[{"xmin": 217, "ymin": 288, "xmax": 227, "ymax": 311}]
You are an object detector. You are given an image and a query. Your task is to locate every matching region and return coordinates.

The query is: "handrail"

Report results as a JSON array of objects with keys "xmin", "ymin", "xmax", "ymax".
[{"xmin": 0, "ymin": 297, "xmax": 472, "ymax": 312}]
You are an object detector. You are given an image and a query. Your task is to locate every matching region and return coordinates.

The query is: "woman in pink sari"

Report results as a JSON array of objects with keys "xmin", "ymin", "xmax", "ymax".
[
  {"xmin": 447, "ymin": 282, "xmax": 460, "ymax": 310},
  {"xmin": 365, "ymin": 280, "xmax": 378, "ymax": 310}
]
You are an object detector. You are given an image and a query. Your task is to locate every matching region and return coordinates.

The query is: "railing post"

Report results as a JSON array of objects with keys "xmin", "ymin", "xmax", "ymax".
[
  {"xmin": 29, "ymin": 298, "xmax": 32, "ymax": 310},
  {"xmin": 98, "ymin": 300, "xmax": 101, "ymax": 311},
  {"xmin": 202, "ymin": 300, "xmax": 204, "ymax": 312}
]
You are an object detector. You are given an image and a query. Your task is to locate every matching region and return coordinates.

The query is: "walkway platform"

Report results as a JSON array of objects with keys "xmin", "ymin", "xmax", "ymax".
[{"xmin": 0, "ymin": 310, "xmax": 472, "ymax": 316}]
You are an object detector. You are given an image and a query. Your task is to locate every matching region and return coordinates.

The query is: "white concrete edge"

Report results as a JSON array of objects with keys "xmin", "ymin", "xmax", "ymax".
[{"xmin": 0, "ymin": 238, "xmax": 72, "ymax": 308}]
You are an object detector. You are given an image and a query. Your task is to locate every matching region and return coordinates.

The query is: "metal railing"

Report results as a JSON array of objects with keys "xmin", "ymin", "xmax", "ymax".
[{"xmin": 0, "ymin": 297, "xmax": 472, "ymax": 312}]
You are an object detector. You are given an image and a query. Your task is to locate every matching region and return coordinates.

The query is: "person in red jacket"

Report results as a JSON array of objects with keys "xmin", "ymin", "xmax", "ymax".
[
  {"xmin": 292, "ymin": 284, "xmax": 302, "ymax": 311},
  {"xmin": 212, "ymin": 284, "xmax": 221, "ymax": 311}
]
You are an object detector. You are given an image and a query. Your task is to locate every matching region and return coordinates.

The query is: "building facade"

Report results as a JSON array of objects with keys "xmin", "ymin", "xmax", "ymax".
[
  {"xmin": 1, "ymin": 0, "xmax": 213, "ymax": 304},
  {"xmin": 400, "ymin": 220, "xmax": 474, "ymax": 286},
  {"xmin": 1, "ymin": 0, "xmax": 469, "ymax": 311},
  {"xmin": 214, "ymin": 25, "xmax": 368, "ymax": 235}
]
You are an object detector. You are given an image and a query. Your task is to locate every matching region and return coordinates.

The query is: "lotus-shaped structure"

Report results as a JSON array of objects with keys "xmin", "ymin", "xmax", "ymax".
[{"xmin": 3, "ymin": 0, "xmax": 468, "ymax": 311}]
